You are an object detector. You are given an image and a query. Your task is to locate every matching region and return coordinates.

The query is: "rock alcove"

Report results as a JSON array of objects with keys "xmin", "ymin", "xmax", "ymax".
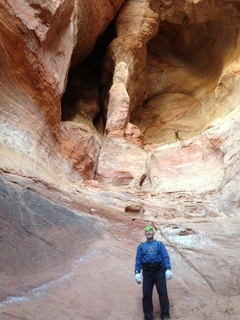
[
  {"xmin": 60, "ymin": 1, "xmax": 240, "ymax": 190},
  {"xmin": 63, "ymin": 10, "xmax": 240, "ymax": 147},
  {"xmin": 0, "ymin": 1, "xmax": 240, "ymax": 319}
]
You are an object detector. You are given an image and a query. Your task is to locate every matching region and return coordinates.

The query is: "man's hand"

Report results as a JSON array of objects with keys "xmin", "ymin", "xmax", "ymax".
[
  {"xmin": 165, "ymin": 269, "xmax": 172, "ymax": 281},
  {"xmin": 135, "ymin": 273, "xmax": 142, "ymax": 284}
]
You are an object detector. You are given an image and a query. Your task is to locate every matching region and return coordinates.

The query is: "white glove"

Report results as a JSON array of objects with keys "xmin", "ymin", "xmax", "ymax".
[
  {"xmin": 135, "ymin": 273, "xmax": 142, "ymax": 284},
  {"xmin": 165, "ymin": 269, "xmax": 172, "ymax": 281}
]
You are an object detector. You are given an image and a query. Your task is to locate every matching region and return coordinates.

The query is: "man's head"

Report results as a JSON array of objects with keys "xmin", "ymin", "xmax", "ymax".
[{"xmin": 145, "ymin": 225, "xmax": 155, "ymax": 241}]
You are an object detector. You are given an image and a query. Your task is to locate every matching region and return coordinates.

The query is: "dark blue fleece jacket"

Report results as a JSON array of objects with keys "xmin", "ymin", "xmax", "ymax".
[{"xmin": 135, "ymin": 239, "xmax": 171, "ymax": 273}]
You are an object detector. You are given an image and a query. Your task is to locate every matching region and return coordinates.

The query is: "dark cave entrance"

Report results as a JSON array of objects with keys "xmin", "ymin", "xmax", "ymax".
[{"xmin": 61, "ymin": 19, "xmax": 116, "ymax": 135}]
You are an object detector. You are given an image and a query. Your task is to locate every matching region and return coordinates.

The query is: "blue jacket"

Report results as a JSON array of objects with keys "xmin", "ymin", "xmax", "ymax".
[{"xmin": 135, "ymin": 239, "xmax": 171, "ymax": 273}]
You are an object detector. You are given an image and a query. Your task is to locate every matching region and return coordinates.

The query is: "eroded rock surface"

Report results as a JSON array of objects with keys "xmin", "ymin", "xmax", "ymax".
[
  {"xmin": 1, "ymin": 0, "xmax": 239, "ymax": 191},
  {"xmin": 0, "ymin": 0, "xmax": 240, "ymax": 319},
  {"xmin": 0, "ymin": 172, "xmax": 240, "ymax": 320}
]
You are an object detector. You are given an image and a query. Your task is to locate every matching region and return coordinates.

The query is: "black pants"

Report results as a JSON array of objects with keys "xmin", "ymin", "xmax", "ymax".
[{"xmin": 142, "ymin": 264, "xmax": 169, "ymax": 320}]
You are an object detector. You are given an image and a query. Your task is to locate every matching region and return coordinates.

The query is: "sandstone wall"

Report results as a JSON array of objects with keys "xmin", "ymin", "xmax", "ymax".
[{"xmin": 0, "ymin": 0, "xmax": 239, "ymax": 216}]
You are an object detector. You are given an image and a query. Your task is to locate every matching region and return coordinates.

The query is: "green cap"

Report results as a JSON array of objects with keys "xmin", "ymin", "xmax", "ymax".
[{"xmin": 145, "ymin": 226, "xmax": 154, "ymax": 232}]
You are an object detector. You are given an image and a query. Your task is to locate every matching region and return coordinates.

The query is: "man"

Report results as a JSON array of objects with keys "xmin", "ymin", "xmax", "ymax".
[{"xmin": 134, "ymin": 225, "xmax": 172, "ymax": 320}]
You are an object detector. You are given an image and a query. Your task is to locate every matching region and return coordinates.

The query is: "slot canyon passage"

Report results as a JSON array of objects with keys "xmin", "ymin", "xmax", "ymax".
[{"xmin": 0, "ymin": 0, "xmax": 240, "ymax": 319}]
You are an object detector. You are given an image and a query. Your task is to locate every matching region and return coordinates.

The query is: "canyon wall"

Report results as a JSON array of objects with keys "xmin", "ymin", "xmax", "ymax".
[
  {"xmin": 0, "ymin": 1, "xmax": 240, "ymax": 319},
  {"xmin": 0, "ymin": 1, "xmax": 239, "ymax": 212}
]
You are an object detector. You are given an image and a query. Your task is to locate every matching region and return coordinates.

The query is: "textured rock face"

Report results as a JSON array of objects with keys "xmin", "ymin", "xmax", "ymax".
[
  {"xmin": 0, "ymin": 0, "xmax": 124, "ymax": 181},
  {"xmin": 0, "ymin": 1, "xmax": 240, "ymax": 319},
  {"xmin": 1, "ymin": 173, "xmax": 240, "ymax": 319},
  {"xmin": 61, "ymin": 121, "xmax": 101, "ymax": 180},
  {"xmin": 97, "ymin": 0, "xmax": 240, "ymax": 190},
  {"xmin": 0, "ymin": 0, "xmax": 239, "ymax": 192},
  {"xmin": 0, "ymin": 0, "xmax": 74, "ymax": 140}
]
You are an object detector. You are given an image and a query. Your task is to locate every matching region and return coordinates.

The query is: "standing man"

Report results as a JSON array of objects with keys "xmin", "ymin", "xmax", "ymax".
[{"xmin": 134, "ymin": 226, "xmax": 172, "ymax": 320}]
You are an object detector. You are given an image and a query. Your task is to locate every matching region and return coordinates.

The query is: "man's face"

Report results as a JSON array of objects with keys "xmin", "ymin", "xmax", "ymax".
[{"xmin": 145, "ymin": 230, "xmax": 154, "ymax": 241}]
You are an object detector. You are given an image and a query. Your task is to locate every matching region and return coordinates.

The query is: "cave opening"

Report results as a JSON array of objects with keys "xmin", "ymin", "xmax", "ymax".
[
  {"xmin": 60, "ymin": 6, "xmax": 240, "ymax": 148},
  {"xmin": 132, "ymin": 17, "xmax": 240, "ymax": 146},
  {"xmin": 61, "ymin": 18, "xmax": 117, "ymax": 135}
]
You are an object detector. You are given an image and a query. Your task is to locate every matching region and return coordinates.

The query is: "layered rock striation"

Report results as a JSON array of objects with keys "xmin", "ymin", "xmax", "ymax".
[
  {"xmin": 0, "ymin": 1, "xmax": 240, "ymax": 319},
  {"xmin": 1, "ymin": 1, "xmax": 239, "ymax": 196}
]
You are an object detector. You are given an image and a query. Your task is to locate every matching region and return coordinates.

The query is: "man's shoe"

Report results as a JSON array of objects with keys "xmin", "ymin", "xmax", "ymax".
[{"xmin": 162, "ymin": 316, "xmax": 170, "ymax": 320}]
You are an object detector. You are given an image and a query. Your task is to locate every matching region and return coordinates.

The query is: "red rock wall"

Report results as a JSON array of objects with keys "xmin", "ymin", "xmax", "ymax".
[{"xmin": 0, "ymin": 0, "xmax": 239, "ymax": 214}]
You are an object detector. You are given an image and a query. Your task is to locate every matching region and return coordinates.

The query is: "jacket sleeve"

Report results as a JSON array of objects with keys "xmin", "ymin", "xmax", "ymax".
[
  {"xmin": 134, "ymin": 245, "xmax": 142, "ymax": 274},
  {"xmin": 160, "ymin": 242, "xmax": 171, "ymax": 270}
]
